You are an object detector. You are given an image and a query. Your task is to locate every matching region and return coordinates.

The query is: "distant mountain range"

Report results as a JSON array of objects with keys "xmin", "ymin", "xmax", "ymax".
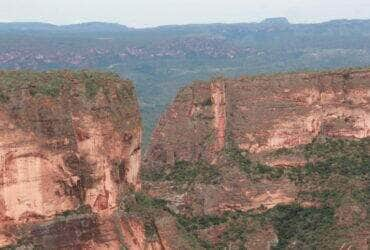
[
  {"xmin": 1, "ymin": 18, "xmax": 370, "ymax": 144},
  {"xmin": 2, "ymin": 17, "xmax": 370, "ymax": 32}
]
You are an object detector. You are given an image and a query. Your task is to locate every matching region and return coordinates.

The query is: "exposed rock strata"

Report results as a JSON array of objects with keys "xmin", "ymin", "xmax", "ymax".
[
  {"xmin": 147, "ymin": 69, "xmax": 370, "ymax": 167},
  {"xmin": 143, "ymin": 69, "xmax": 370, "ymax": 249},
  {"xmin": 210, "ymin": 81, "xmax": 227, "ymax": 156},
  {"xmin": 1, "ymin": 69, "xmax": 369, "ymax": 249},
  {"xmin": 0, "ymin": 71, "xmax": 141, "ymax": 248}
]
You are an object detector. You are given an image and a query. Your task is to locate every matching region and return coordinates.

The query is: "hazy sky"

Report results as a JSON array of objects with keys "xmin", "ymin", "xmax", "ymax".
[{"xmin": 1, "ymin": 0, "xmax": 370, "ymax": 27}]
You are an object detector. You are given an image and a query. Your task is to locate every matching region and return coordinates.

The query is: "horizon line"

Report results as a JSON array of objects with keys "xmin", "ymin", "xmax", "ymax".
[{"xmin": 0, "ymin": 17, "xmax": 369, "ymax": 29}]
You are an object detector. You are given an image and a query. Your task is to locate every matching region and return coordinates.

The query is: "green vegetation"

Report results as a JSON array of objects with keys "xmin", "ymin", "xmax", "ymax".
[
  {"xmin": 163, "ymin": 137, "xmax": 370, "ymax": 248},
  {"xmin": 225, "ymin": 136, "xmax": 370, "ymax": 205},
  {"xmin": 139, "ymin": 137, "xmax": 369, "ymax": 248},
  {"xmin": 270, "ymin": 205, "xmax": 334, "ymax": 249},
  {"xmin": 56, "ymin": 205, "xmax": 93, "ymax": 218},
  {"xmin": 225, "ymin": 145, "xmax": 284, "ymax": 180},
  {"xmin": 170, "ymin": 204, "xmax": 336, "ymax": 249},
  {"xmin": 117, "ymin": 82, "xmax": 135, "ymax": 101},
  {"xmin": 0, "ymin": 70, "xmax": 126, "ymax": 99},
  {"xmin": 123, "ymin": 192, "xmax": 167, "ymax": 239},
  {"xmin": 0, "ymin": 71, "xmax": 63, "ymax": 97},
  {"xmin": 214, "ymin": 212, "xmax": 261, "ymax": 249},
  {"xmin": 272, "ymin": 147, "xmax": 296, "ymax": 156},
  {"xmin": 124, "ymin": 192, "xmax": 167, "ymax": 213},
  {"xmin": 287, "ymin": 137, "xmax": 370, "ymax": 184},
  {"xmin": 304, "ymin": 137, "xmax": 370, "ymax": 175},
  {"xmin": 34, "ymin": 77, "xmax": 64, "ymax": 97},
  {"xmin": 169, "ymin": 161, "xmax": 222, "ymax": 185},
  {"xmin": 176, "ymin": 215, "xmax": 227, "ymax": 231},
  {"xmin": 0, "ymin": 91, "xmax": 9, "ymax": 103},
  {"xmin": 352, "ymin": 185, "xmax": 370, "ymax": 213},
  {"xmin": 84, "ymin": 73, "xmax": 101, "ymax": 99},
  {"xmin": 142, "ymin": 160, "xmax": 222, "ymax": 185},
  {"xmin": 0, "ymin": 70, "xmax": 138, "ymax": 140}
]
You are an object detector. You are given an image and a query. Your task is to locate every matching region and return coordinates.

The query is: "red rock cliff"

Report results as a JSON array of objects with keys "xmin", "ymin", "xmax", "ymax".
[
  {"xmin": 147, "ymin": 69, "xmax": 370, "ymax": 167},
  {"xmin": 0, "ymin": 71, "xmax": 141, "ymax": 248},
  {"xmin": 142, "ymin": 69, "xmax": 370, "ymax": 249}
]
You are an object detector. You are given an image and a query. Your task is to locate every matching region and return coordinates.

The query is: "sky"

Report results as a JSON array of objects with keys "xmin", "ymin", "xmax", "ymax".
[{"xmin": 1, "ymin": 0, "xmax": 370, "ymax": 28}]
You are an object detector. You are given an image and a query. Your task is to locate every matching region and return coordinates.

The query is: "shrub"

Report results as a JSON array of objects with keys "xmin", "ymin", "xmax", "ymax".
[
  {"xmin": 225, "ymin": 146, "xmax": 284, "ymax": 180},
  {"xmin": 141, "ymin": 167, "xmax": 166, "ymax": 182},
  {"xmin": 123, "ymin": 192, "xmax": 167, "ymax": 239},
  {"xmin": 84, "ymin": 76, "xmax": 101, "ymax": 99},
  {"xmin": 270, "ymin": 204, "xmax": 334, "ymax": 249},
  {"xmin": 167, "ymin": 161, "xmax": 199, "ymax": 184},
  {"xmin": 0, "ymin": 91, "xmax": 9, "ymax": 103},
  {"xmin": 142, "ymin": 161, "xmax": 222, "ymax": 185},
  {"xmin": 176, "ymin": 215, "xmax": 227, "ymax": 231}
]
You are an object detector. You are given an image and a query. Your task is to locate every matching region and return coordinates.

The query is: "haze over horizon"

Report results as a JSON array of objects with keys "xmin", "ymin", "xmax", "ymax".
[{"xmin": 1, "ymin": 0, "xmax": 370, "ymax": 28}]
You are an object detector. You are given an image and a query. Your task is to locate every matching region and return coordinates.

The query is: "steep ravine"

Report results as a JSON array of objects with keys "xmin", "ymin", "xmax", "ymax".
[{"xmin": 0, "ymin": 69, "xmax": 369, "ymax": 249}]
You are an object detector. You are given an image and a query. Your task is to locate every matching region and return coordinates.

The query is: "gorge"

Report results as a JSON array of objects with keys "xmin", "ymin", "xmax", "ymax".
[{"xmin": 0, "ymin": 68, "xmax": 369, "ymax": 249}]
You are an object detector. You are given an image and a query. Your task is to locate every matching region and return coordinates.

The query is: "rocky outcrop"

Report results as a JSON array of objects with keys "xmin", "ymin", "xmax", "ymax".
[
  {"xmin": 0, "ymin": 71, "xmax": 141, "ymax": 248},
  {"xmin": 142, "ymin": 69, "xmax": 370, "ymax": 249},
  {"xmin": 147, "ymin": 69, "xmax": 370, "ymax": 167},
  {"xmin": 119, "ymin": 216, "xmax": 163, "ymax": 250},
  {"xmin": 1, "ymin": 68, "xmax": 369, "ymax": 249},
  {"xmin": 210, "ymin": 81, "xmax": 227, "ymax": 156}
]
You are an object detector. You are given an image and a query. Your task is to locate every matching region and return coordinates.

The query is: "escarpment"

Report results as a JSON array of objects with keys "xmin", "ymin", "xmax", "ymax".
[
  {"xmin": 0, "ymin": 71, "xmax": 141, "ymax": 249},
  {"xmin": 142, "ymin": 69, "xmax": 370, "ymax": 249},
  {"xmin": 1, "ymin": 68, "xmax": 369, "ymax": 249},
  {"xmin": 148, "ymin": 69, "xmax": 370, "ymax": 167}
]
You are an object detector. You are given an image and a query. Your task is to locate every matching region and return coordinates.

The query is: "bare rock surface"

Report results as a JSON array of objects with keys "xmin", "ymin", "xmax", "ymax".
[{"xmin": 0, "ymin": 71, "xmax": 141, "ymax": 248}]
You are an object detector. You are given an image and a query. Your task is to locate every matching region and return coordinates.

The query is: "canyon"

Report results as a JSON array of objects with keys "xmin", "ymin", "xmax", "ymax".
[{"xmin": 0, "ymin": 68, "xmax": 369, "ymax": 249}]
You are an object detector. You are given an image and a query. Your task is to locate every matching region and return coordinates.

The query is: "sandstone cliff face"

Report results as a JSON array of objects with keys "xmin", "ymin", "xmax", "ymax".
[
  {"xmin": 0, "ymin": 71, "xmax": 141, "ymax": 248},
  {"xmin": 143, "ymin": 69, "xmax": 370, "ymax": 249},
  {"xmin": 148, "ymin": 69, "xmax": 370, "ymax": 167},
  {"xmin": 1, "ymin": 69, "xmax": 369, "ymax": 249}
]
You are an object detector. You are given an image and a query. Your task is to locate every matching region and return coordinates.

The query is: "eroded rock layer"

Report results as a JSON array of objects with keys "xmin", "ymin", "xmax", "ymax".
[
  {"xmin": 0, "ymin": 71, "xmax": 141, "ymax": 249},
  {"xmin": 148, "ymin": 69, "xmax": 370, "ymax": 167},
  {"xmin": 1, "ymin": 69, "xmax": 369, "ymax": 249},
  {"xmin": 142, "ymin": 69, "xmax": 370, "ymax": 249}
]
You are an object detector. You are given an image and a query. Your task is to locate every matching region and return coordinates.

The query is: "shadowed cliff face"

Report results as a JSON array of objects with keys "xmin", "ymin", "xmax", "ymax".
[
  {"xmin": 142, "ymin": 69, "xmax": 370, "ymax": 249},
  {"xmin": 0, "ymin": 71, "xmax": 141, "ymax": 248}
]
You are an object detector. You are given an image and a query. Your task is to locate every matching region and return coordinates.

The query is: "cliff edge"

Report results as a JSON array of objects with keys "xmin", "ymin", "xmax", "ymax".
[
  {"xmin": 0, "ymin": 71, "xmax": 141, "ymax": 249},
  {"xmin": 141, "ymin": 68, "xmax": 370, "ymax": 249},
  {"xmin": 1, "ymin": 68, "xmax": 369, "ymax": 249}
]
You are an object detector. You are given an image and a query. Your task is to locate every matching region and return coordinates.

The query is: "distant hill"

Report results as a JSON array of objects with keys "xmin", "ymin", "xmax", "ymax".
[
  {"xmin": 261, "ymin": 17, "xmax": 290, "ymax": 25},
  {"xmin": 1, "ymin": 18, "xmax": 370, "ymax": 144},
  {"xmin": 0, "ymin": 22, "xmax": 57, "ymax": 31},
  {"xmin": 0, "ymin": 21, "xmax": 130, "ymax": 32},
  {"xmin": 61, "ymin": 22, "xmax": 131, "ymax": 32}
]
